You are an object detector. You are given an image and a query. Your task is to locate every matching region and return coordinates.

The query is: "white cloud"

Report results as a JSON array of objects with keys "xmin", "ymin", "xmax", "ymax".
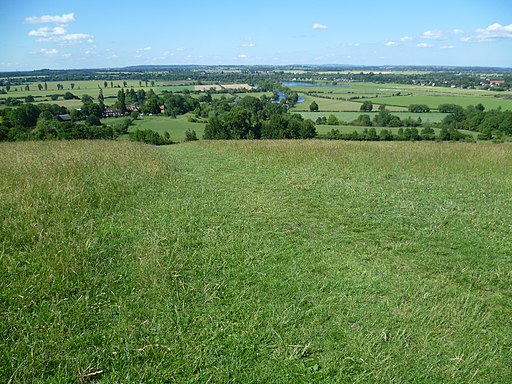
[
  {"xmin": 462, "ymin": 23, "xmax": 512, "ymax": 42},
  {"xmin": 400, "ymin": 36, "xmax": 413, "ymax": 42},
  {"xmin": 416, "ymin": 42, "xmax": 433, "ymax": 48},
  {"xmin": 440, "ymin": 45, "xmax": 455, "ymax": 49},
  {"xmin": 28, "ymin": 26, "xmax": 67, "ymax": 37},
  {"xmin": 312, "ymin": 23, "xmax": 328, "ymax": 30},
  {"xmin": 25, "ymin": 13, "xmax": 75, "ymax": 24},
  {"xmin": 241, "ymin": 43, "xmax": 255, "ymax": 47},
  {"xmin": 452, "ymin": 29, "xmax": 464, "ymax": 34},
  {"xmin": 26, "ymin": 12, "xmax": 93, "ymax": 45},
  {"xmin": 421, "ymin": 30, "xmax": 444, "ymax": 40},
  {"xmin": 84, "ymin": 46, "xmax": 96, "ymax": 55},
  {"xmin": 385, "ymin": 41, "xmax": 397, "ymax": 46},
  {"xmin": 175, "ymin": 47, "xmax": 186, "ymax": 52},
  {"xmin": 35, "ymin": 33, "xmax": 93, "ymax": 44},
  {"xmin": 62, "ymin": 53, "xmax": 72, "ymax": 58},
  {"xmin": 238, "ymin": 54, "xmax": 248, "ymax": 59},
  {"xmin": 40, "ymin": 48, "xmax": 59, "ymax": 56},
  {"xmin": 135, "ymin": 47, "xmax": 152, "ymax": 56}
]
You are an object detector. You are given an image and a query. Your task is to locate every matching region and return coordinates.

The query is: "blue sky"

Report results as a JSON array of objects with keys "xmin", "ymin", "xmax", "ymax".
[{"xmin": 0, "ymin": 0, "xmax": 511, "ymax": 70}]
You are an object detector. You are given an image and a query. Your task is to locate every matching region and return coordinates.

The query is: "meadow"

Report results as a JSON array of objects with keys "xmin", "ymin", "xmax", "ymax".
[
  {"xmin": 127, "ymin": 115, "xmax": 206, "ymax": 141},
  {"xmin": 299, "ymin": 111, "xmax": 448, "ymax": 124},
  {"xmin": 1, "ymin": 140, "xmax": 511, "ymax": 383},
  {"xmin": 288, "ymin": 82, "xmax": 511, "ymax": 112}
]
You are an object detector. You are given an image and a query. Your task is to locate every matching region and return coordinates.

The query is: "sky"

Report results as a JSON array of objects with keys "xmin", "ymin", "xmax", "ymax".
[{"xmin": 0, "ymin": 0, "xmax": 511, "ymax": 71}]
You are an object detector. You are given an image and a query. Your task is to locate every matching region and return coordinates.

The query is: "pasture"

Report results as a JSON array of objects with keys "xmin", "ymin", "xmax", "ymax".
[
  {"xmin": 1, "ymin": 140, "xmax": 511, "ymax": 383},
  {"xmin": 286, "ymin": 82, "xmax": 511, "ymax": 112},
  {"xmin": 128, "ymin": 114, "xmax": 206, "ymax": 141},
  {"xmin": 300, "ymin": 111, "xmax": 448, "ymax": 124}
]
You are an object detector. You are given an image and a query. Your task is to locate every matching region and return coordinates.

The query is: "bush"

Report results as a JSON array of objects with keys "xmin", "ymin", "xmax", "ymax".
[
  {"xmin": 185, "ymin": 129, "xmax": 198, "ymax": 141},
  {"xmin": 64, "ymin": 92, "xmax": 76, "ymax": 100}
]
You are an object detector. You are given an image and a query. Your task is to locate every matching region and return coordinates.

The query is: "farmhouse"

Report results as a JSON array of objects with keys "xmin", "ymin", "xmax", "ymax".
[
  {"xmin": 126, "ymin": 104, "xmax": 139, "ymax": 112},
  {"xmin": 489, "ymin": 79, "xmax": 505, "ymax": 86},
  {"xmin": 104, "ymin": 107, "xmax": 121, "ymax": 117}
]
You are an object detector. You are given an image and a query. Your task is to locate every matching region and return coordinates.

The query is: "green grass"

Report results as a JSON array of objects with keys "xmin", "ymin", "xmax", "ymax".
[
  {"xmin": 285, "ymin": 82, "xmax": 511, "ymax": 112},
  {"xmin": 1, "ymin": 140, "xmax": 512, "ymax": 382},
  {"xmin": 128, "ymin": 114, "xmax": 206, "ymax": 141},
  {"xmin": 0, "ymin": 80, "xmax": 195, "ymax": 109},
  {"xmin": 300, "ymin": 111, "xmax": 448, "ymax": 123},
  {"xmin": 371, "ymin": 95, "xmax": 512, "ymax": 110}
]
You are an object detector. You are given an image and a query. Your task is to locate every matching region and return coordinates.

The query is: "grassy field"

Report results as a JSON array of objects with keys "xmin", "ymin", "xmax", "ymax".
[
  {"xmin": 314, "ymin": 124, "xmax": 479, "ymax": 138},
  {"xmin": 300, "ymin": 111, "xmax": 448, "ymax": 123},
  {"xmin": 370, "ymin": 95, "xmax": 512, "ymax": 110},
  {"xmin": 0, "ymin": 80, "xmax": 195, "ymax": 109},
  {"xmin": 128, "ymin": 114, "xmax": 206, "ymax": 141},
  {"xmin": 1, "ymin": 140, "xmax": 511, "ymax": 383},
  {"xmin": 286, "ymin": 82, "xmax": 511, "ymax": 112}
]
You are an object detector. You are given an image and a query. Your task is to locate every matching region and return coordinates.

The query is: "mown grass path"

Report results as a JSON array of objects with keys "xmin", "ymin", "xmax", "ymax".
[{"xmin": 1, "ymin": 140, "xmax": 511, "ymax": 383}]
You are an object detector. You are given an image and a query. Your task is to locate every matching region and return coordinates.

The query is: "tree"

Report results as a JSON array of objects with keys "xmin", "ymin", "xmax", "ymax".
[
  {"xmin": 104, "ymin": 81, "xmax": 108, "ymax": 88},
  {"xmin": 25, "ymin": 95, "xmax": 35, "ymax": 102},
  {"xmin": 185, "ymin": 129, "xmax": 198, "ymax": 141},
  {"xmin": 123, "ymin": 81, "xmax": 127, "ymax": 87},
  {"xmin": 64, "ymin": 92, "xmax": 76, "ymax": 100},
  {"xmin": 327, "ymin": 114, "xmax": 339, "ymax": 125},
  {"xmin": 38, "ymin": 84, "xmax": 43, "ymax": 91},
  {"xmin": 379, "ymin": 129, "xmax": 393, "ymax": 141},
  {"xmin": 309, "ymin": 100, "xmax": 319, "ymax": 112},
  {"xmin": 360, "ymin": 101, "xmax": 373, "ymax": 111},
  {"xmin": 44, "ymin": 82, "xmax": 47, "ymax": 91},
  {"xmin": 86, "ymin": 115, "xmax": 101, "ymax": 126},
  {"xmin": 98, "ymin": 89, "xmax": 105, "ymax": 112},
  {"xmin": 81, "ymin": 94, "xmax": 93, "ymax": 103},
  {"xmin": 116, "ymin": 90, "xmax": 127, "ymax": 114},
  {"xmin": 71, "ymin": 83, "xmax": 75, "ymax": 90},
  {"xmin": 8, "ymin": 103, "xmax": 41, "ymax": 128},
  {"xmin": 151, "ymin": 80, "xmax": 155, "ymax": 87}
]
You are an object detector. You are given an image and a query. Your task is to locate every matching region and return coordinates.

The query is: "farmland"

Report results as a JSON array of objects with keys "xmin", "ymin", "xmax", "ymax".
[{"xmin": 2, "ymin": 140, "xmax": 511, "ymax": 382}]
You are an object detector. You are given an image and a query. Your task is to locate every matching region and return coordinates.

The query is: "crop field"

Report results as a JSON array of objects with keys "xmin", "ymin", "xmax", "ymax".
[{"xmin": 2, "ymin": 140, "xmax": 511, "ymax": 383}]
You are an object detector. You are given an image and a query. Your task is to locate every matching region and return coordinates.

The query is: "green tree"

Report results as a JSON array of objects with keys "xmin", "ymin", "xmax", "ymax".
[
  {"xmin": 309, "ymin": 100, "xmax": 319, "ymax": 112},
  {"xmin": 360, "ymin": 101, "xmax": 373, "ymax": 111},
  {"xmin": 98, "ymin": 89, "xmax": 105, "ymax": 112},
  {"xmin": 185, "ymin": 129, "xmax": 198, "ymax": 141},
  {"xmin": 104, "ymin": 81, "xmax": 108, "ymax": 88},
  {"xmin": 38, "ymin": 84, "xmax": 43, "ymax": 91},
  {"xmin": 81, "ymin": 94, "xmax": 93, "ymax": 103},
  {"xmin": 116, "ymin": 89, "xmax": 127, "ymax": 114},
  {"xmin": 327, "ymin": 114, "xmax": 339, "ymax": 125},
  {"xmin": 71, "ymin": 83, "xmax": 75, "ymax": 90}
]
